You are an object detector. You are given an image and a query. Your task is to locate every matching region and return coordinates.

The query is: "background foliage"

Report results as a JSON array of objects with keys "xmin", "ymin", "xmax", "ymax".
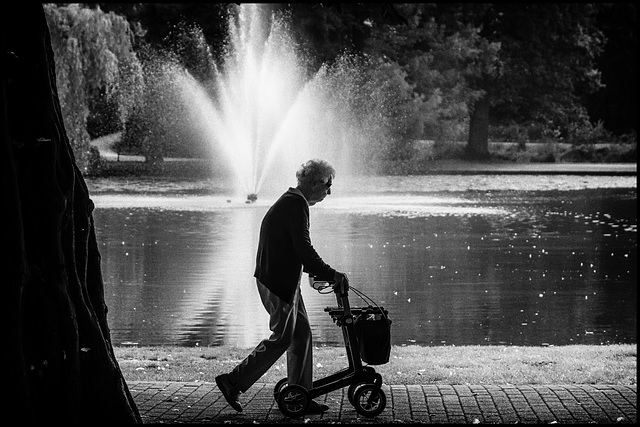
[
  {"xmin": 44, "ymin": 3, "xmax": 144, "ymax": 172},
  {"xmin": 44, "ymin": 3, "xmax": 636, "ymax": 173}
]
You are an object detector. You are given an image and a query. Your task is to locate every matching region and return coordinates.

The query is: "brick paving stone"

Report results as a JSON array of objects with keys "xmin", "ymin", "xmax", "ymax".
[{"xmin": 128, "ymin": 382, "xmax": 636, "ymax": 424}]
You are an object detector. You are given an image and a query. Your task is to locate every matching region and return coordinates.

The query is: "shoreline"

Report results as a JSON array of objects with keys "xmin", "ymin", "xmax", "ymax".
[{"xmin": 88, "ymin": 133, "xmax": 637, "ymax": 178}]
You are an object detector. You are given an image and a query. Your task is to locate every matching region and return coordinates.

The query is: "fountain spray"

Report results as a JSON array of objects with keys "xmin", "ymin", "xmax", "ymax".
[{"xmin": 160, "ymin": 4, "xmax": 392, "ymax": 200}]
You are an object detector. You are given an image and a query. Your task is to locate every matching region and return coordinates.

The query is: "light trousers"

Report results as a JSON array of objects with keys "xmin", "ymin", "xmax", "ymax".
[{"xmin": 228, "ymin": 279, "xmax": 313, "ymax": 392}]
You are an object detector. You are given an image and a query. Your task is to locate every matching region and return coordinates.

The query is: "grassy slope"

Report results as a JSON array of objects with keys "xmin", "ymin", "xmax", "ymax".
[{"xmin": 115, "ymin": 344, "xmax": 636, "ymax": 385}]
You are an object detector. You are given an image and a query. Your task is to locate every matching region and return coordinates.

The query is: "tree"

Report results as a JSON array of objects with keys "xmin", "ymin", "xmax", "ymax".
[
  {"xmin": 364, "ymin": 4, "xmax": 499, "ymax": 150},
  {"xmin": 98, "ymin": 2, "xmax": 232, "ymax": 65},
  {"xmin": 431, "ymin": 3, "xmax": 604, "ymax": 158},
  {"xmin": 587, "ymin": 3, "xmax": 637, "ymax": 137},
  {"xmin": 2, "ymin": 4, "xmax": 141, "ymax": 423},
  {"xmin": 308, "ymin": 3, "xmax": 604, "ymax": 159},
  {"xmin": 118, "ymin": 22, "xmax": 218, "ymax": 163},
  {"xmin": 44, "ymin": 3, "xmax": 144, "ymax": 173}
]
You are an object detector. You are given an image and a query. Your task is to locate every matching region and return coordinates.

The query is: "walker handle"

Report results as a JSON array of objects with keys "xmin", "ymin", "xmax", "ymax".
[
  {"xmin": 308, "ymin": 275, "xmax": 333, "ymax": 290},
  {"xmin": 309, "ymin": 275, "xmax": 349, "ymax": 308}
]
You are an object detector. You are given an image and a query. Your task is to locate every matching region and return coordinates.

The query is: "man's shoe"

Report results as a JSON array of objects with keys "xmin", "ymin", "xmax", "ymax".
[
  {"xmin": 306, "ymin": 400, "xmax": 329, "ymax": 414},
  {"xmin": 215, "ymin": 374, "xmax": 243, "ymax": 412}
]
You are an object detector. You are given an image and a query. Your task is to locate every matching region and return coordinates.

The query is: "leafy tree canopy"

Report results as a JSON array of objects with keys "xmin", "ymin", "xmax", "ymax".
[
  {"xmin": 44, "ymin": 3, "xmax": 144, "ymax": 170},
  {"xmin": 429, "ymin": 3, "xmax": 605, "ymax": 134}
]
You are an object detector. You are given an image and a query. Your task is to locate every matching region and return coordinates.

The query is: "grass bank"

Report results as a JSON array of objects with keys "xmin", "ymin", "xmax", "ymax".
[{"xmin": 115, "ymin": 344, "xmax": 636, "ymax": 386}]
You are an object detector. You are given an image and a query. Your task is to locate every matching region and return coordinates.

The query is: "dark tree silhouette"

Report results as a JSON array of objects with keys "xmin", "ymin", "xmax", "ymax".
[{"xmin": 2, "ymin": 4, "xmax": 141, "ymax": 424}]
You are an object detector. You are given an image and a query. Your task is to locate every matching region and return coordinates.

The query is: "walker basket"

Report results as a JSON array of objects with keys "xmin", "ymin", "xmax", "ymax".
[{"xmin": 354, "ymin": 307, "xmax": 391, "ymax": 365}]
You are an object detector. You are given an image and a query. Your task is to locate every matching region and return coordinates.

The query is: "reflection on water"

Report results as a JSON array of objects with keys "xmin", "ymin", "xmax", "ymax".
[{"xmin": 90, "ymin": 175, "xmax": 637, "ymax": 348}]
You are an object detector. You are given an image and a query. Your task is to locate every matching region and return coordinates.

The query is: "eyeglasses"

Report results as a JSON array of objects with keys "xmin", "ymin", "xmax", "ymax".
[{"xmin": 323, "ymin": 179, "xmax": 332, "ymax": 189}]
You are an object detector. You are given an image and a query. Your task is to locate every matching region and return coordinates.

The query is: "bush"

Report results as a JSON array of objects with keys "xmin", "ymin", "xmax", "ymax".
[
  {"xmin": 489, "ymin": 123, "xmax": 529, "ymax": 143},
  {"xmin": 433, "ymin": 140, "xmax": 466, "ymax": 159},
  {"xmin": 92, "ymin": 158, "xmax": 217, "ymax": 179},
  {"xmin": 560, "ymin": 143, "xmax": 637, "ymax": 163},
  {"xmin": 86, "ymin": 146, "xmax": 103, "ymax": 176},
  {"xmin": 488, "ymin": 141, "xmax": 638, "ymax": 164},
  {"xmin": 602, "ymin": 143, "xmax": 637, "ymax": 162},
  {"xmin": 566, "ymin": 120, "xmax": 614, "ymax": 145},
  {"xmin": 529, "ymin": 142, "xmax": 560, "ymax": 163}
]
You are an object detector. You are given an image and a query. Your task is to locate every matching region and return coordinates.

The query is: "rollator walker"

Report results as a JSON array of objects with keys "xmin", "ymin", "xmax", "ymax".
[{"xmin": 273, "ymin": 276, "xmax": 392, "ymax": 418}]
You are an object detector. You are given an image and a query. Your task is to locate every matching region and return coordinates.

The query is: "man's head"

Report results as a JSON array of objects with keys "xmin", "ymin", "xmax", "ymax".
[{"xmin": 296, "ymin": 159, "xmax": 335, "ymax": 206}]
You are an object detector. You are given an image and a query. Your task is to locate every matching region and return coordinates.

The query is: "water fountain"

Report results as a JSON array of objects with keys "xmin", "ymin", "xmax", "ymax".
[{"xmin": 168, "ymin": 4, "xmax": 381, "ymax": 200}]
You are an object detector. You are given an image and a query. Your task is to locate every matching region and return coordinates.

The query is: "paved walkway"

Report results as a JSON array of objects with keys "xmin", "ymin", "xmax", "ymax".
[{"xmin": 129, "ymin": 381, "xmax": 636, "ymax": 424}]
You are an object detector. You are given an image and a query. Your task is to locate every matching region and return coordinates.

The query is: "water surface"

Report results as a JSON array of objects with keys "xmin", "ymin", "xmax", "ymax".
[{"xmin": 89, "ymin": 174, "xmax": 637, "ymax": 348}]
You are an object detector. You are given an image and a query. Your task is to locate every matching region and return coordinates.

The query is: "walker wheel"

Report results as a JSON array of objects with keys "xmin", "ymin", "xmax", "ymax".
[
  {"xmin": 347, "ymin": 382, "xmax": 366, "ymax": 405},
  {"xmin": 277, "ymin": 384, "xmax": 310, "ymax": 418},
  {"xmin": 273, "ymin": 377, "xmax": 288, "ymax": 401},
  {"xmin": 352, "ymin": 384, "xmax": 386, "ymax": 417}
]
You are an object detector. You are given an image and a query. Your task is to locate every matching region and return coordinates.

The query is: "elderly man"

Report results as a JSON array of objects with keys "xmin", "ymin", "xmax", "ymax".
[{"xmin": 215, "ymin": 159, "xmax": 349, "ymax": 414}]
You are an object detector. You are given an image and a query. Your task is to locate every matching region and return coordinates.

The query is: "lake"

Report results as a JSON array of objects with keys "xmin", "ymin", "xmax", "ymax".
[{"xmin": 88, "ymin": 174, "xmax": 637, "ymax": 348}]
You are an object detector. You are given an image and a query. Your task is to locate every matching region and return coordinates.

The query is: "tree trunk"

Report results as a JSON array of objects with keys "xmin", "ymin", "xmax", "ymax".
[
  {"xmin": 2, "ymin": 4, "xmax": 141, "ymax": 424},
  {"xmin": 466, "ymin": 95, "xmax": 491, "ymax": 160}
]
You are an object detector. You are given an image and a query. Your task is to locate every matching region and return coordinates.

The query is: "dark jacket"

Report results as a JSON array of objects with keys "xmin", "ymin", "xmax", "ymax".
[{"xmin": 254, "ymin": 188, "xmax": 336, "ymax": 303}]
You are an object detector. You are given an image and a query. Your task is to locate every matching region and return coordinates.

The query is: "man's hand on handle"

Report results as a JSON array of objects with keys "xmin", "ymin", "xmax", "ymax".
[{"xmin": 333, "ymin": 271, "xmax": 349, "ymax": 295}]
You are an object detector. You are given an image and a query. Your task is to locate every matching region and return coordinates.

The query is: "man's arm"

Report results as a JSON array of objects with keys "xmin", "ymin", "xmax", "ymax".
[
  {"xmin": 288, "ymin": 199, "xmax": 336, "ymax": 280},
  {"xmin": 288, "ymin": 197, "xmax": 349, "ymax": 293}
]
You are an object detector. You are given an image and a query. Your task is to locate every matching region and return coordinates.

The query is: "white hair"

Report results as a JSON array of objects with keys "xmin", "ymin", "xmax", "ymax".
[{"xmin": 296, "ymin": 159, "xmax": 335, "ymax": 186}]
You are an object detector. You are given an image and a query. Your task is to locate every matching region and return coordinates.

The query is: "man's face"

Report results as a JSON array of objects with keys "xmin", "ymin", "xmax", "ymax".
[{"xmin": 307, "ymin": 175, "xmax": 332, "ymax": 206}]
